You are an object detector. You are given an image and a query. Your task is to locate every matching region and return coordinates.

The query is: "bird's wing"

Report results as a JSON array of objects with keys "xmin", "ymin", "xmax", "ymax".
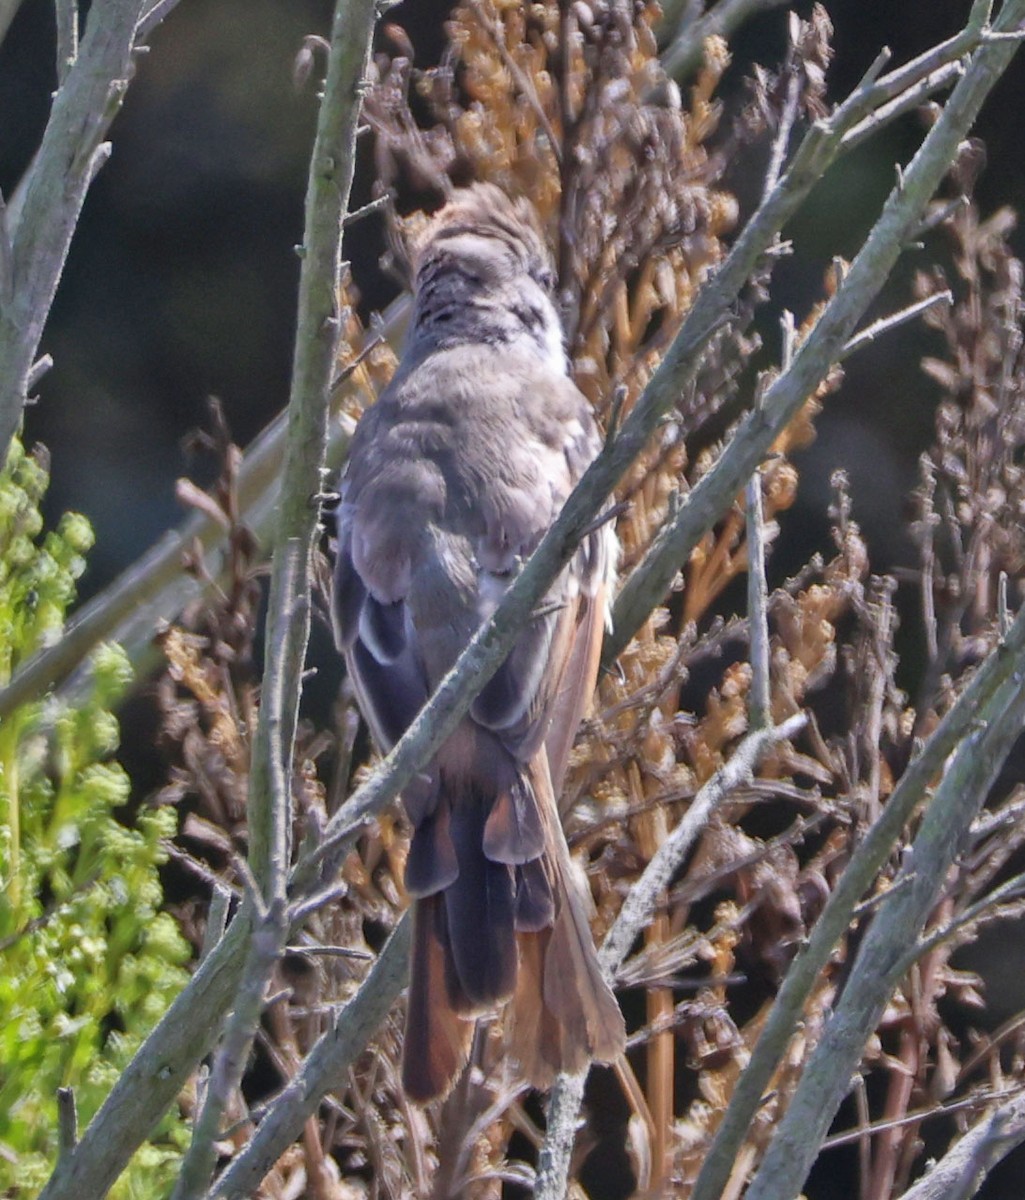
[{"xmin": 331, "ymin": 346, "xmax": 609, "ymax": 783}]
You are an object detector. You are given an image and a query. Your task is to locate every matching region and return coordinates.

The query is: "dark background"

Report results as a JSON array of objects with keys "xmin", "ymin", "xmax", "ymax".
[{"xmin": 5, "ymin": 2, "xmax": 1025, "ymax": 1196}]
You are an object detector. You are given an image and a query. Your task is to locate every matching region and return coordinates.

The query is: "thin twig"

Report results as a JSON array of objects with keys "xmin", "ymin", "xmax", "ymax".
[
  {"xmin": 958, "ymin": 1011, "xmax": 1025, "ymax": 1087},
  {"xmin": 135, "ymin": 0, "xmax": 183, "ymax": 41},
  {"xmin": 744, "ymin": 306, "xmax": 784, "ymax": 731},
  {"xmin": 841, "ymin": 290, "xmax": 953, "ymax": 360},
  {"xmin": 329, "ymin": 331, "xmax": 384, "ymax": 393},
  {"xmin": 247, "ymin": 539, "xmax": 304, "ymax": 900},
  {"xmin": 26, "ymin": 353, "xmax": 53, "ymax": 390},
  {"xmin": 762, "ymin": 66, "xmax": 801, "ymax": 205},
  {"xmin": 745, "ymin": 473, "xmax": 771, "ymax": 729},
  {"xmin": 284, "ymin": 943, "xmax": 373, "ymax": 960},
  {"xmin": 199, "ymin": 883, "xmax": 232, "ymax": 963},
  {"xmin": 893, "ymin": 868, "xmax": 1025, "ymax": 975},
  {"xmin": 342, "ymin": 193, "xmax": 391, "ymax": 228},
  {"xmin": 843, "ymin": 62, "xmax": 965, "ymax": 152},
  {"xmin": 850, "ymin": 0, "xmax": 989, "ymax": 115},
  {"xmin": 822, "ymin": 1087, "xmax": 1023, "ymax": 1151},
  {"xmin": 982, "ymin": 26, "xmax": 1025, "ymax": 44}
]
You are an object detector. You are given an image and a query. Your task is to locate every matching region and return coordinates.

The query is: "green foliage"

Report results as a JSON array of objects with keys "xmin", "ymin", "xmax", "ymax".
[{"xmin": 0, "ymin": 439, "xmax": 190, "ymax": 1197}]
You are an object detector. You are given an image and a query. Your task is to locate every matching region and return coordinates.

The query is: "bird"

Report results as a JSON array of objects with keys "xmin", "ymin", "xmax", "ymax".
[{"xmin": 330, "ymin": 182, "xmax": 625, "ymax": 1101}]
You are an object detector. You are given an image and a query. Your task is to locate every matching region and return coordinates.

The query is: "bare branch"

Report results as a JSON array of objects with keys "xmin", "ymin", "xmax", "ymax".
[
  {"xmin": 135, "ymin": 0, "xmax": 183, "ymax": 42},
  {"xmin": 821, "ymin": 1088, "xmax": 1022, "ymax": 1152},
  {"xmin": 898, "ymin": 1092, "xmax": 1025, "ymax": 1200},
  {"xmin": 26, "ymin": 354, "xmax": 54, "ymax": 390},
  {"xmin": 894, "ymin": 869, "xmax": 1025, "ymax": 974},
  {"xmin": 842, "ymin": 62, "xmax": 965, "ymax": 151},
  {"xmin": 840, "ymin": 290, "xmax": 953, "ymax": 360},
  {"xmin": 745, "ymin": 472, "xmax": 772, "ymax": 729},
  {"xmin": 534, "ymin": 1072, "xmax": 588, "ymax": 1200},
  {"xmin": 0, "ymin": 0, "xmax": 148, "ymax": 462},
  {"xmin": 200, "ymin": 883, "xmax": 231, "ymax": 963}
]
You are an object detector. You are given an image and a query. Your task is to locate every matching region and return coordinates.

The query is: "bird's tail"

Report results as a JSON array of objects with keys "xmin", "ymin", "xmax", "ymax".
[
  {"xmin": 401, "ymin": 755, "xmax": 624, "ymax": 1101},
  {"xmin": 507, "ymin": 754, "xmax": 625, "ymax": 1088}
]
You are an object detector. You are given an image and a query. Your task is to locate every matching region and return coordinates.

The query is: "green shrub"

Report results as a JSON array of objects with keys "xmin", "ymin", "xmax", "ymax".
[{"xmin": 0, "ymin": 439, "xmax": 190, "ymax": 1197}]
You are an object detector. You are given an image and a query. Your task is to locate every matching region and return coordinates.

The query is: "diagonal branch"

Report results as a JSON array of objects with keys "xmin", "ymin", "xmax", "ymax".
[
  {"xmin": 744, "ymin": 666, "xmax": 1025, "ymax": 1200},
  {"xmin": 208, "ymin": 914, "xmax": 412, "ymax": 1200},
  {"xmin": 898, "ymin": 1090, "xmax": 1025, "ymax": 1200}
]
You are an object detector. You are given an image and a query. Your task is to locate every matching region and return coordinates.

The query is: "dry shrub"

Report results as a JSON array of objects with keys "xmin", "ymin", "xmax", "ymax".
[{"xmin": 151, "ymin": 5, "xmax": 1025, "ymax": 1197}]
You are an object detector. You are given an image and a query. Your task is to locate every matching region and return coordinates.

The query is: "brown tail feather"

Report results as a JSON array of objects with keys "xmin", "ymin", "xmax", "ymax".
[
  {"xmin": 403, "ymin": 895, "xmax": 474, "ymax": 1102},
  {"xmin": 509, "ymin": 930, "xmax": 566, "ymax": 1086},
  {"xmin": 508, "ymin": 755, "xmax": 625, "ymax": 1086},
  {"xmin": 544, "ymin": 581, "xmax": 609, "ymax": 809}
]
